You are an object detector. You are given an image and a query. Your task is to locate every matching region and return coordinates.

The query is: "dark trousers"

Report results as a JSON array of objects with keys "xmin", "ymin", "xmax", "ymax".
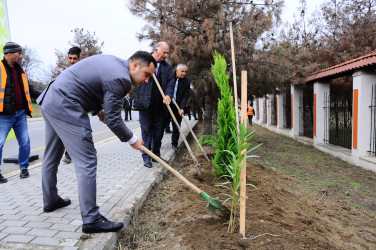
[
  {"xmin": 248, "ymin": 115, "xmax": 253, "ymax": 126},
  {"xmin": 171, "ymin": 106, "xmax": 183, "ymax": 147},
  {"xmin": 124, "ymin": 108, "xmax": 132, "ymax": 120},
  {"xmin": 139, "ymin": 108, "xmax": 166, "ymax": 162}
]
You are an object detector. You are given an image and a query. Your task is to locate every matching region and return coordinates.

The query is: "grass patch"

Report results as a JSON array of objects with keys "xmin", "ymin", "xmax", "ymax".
[
  {"xmin": 349, "ymin": 182, "xmax": 361, "ymax": 188},
  {"xmin": 249, "ymin": 124, "xmax": 376, "ymax": 212}
]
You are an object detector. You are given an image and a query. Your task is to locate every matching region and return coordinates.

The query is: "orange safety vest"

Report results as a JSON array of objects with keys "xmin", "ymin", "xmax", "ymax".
[
  {"xmin": 0, "ymin": 62, "xmax": 33, "ymax": 113},
  {"xmin": 247, "ymin": 106, "xmax": 254, "ymax": 116}
]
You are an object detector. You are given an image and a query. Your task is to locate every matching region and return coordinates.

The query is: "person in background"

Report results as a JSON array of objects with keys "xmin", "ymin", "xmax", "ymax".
[
  {"xmin": 0, "ymin": 42, "xmax": 42, "ymax": 183},
  {"xmin": 248, "ymin": 103, "xmax": 254, "ymax": 126},
  {"xmin": 170, "ymin": 64, "xmax": 190, "ymax": 152},
  {"xmin": 62, "ymin": 46, "xmax": 81, "ymax": 164},
  {"xmin": 37, "ymin": 51, "xmax": 156, "ymax": 233},
  {"xmin": 123, "ymin": 93, "xmax": 132, "ymax": 121},
  {"xmin": 133, "ymin": 42, "xmax": 175, "ymax": 168}
]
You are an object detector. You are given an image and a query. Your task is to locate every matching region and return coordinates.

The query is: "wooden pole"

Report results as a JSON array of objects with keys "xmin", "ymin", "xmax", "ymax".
[
  {"xmin": 229, "ymin": 22, "xmax": 239, "ymax": 130},
  {"xmin": 239, "ymin": 70, "xmax": 247, "ymax": 237}
]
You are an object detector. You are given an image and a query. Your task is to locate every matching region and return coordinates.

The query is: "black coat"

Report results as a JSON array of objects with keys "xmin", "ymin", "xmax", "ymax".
[{"xmin": 173, "ymin": 73, "xmax": 191, "ymax": 110}]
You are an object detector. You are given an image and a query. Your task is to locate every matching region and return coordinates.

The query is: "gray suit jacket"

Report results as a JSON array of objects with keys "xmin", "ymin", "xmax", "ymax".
[{"xmin": 37, "ymin": 54, "xmax": 134, "ymax": 142}]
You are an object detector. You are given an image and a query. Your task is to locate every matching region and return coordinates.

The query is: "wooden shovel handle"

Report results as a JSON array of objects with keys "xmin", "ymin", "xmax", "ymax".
[{"xmin": 141, "ymin": 145, "xmax": 201, "ymax": 194}]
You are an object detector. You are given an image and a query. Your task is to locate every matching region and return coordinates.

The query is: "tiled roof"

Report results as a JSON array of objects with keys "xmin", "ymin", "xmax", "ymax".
[{"xmin": 306, "ymin": 51, "xmax": 376, "ymax": 83}]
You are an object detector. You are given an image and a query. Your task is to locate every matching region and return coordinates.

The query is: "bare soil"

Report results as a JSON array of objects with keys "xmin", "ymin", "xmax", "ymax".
[{"xmin": 117, "ymin": 122, "xmax": 376, "ymax": 249}]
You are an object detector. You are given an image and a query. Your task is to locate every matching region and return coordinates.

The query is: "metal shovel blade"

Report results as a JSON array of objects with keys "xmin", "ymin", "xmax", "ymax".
[{"xmin": 200, "ymin": 191, "xmax": 223, "ymax": 213}]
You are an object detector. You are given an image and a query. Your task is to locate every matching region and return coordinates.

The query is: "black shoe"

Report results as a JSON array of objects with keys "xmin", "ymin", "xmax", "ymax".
[
  {"xmin": 20, "ymin": 169, "xmax": 30, "ymax": 179},
  {"xmin": 143, "ymin": 160, "xmax": 152, "ymax": 168},
  {"xmin": 44, "ymin": 197, "xmax": 71, "ymax": 213},
  {"xmin": 124, "ymin": 119, "xmax": 128, "ymax": 121},
  {"xmin": 172, "ymin": 145, "xmax": 178, "ymax": 152},
  {"xmin": 0, "ymin": 174, "xmax": 8, "ymax": 183},
  {"xmin": 82, "ymin": 215, "xmax": 124, "ymax": 234},
  {"xmin": 165, "ymin": 129, "xmax": 172, "ymax": 133},
  {"xmin": 152, "ymin": 157, "xmax": 168, "ymax": 164}
]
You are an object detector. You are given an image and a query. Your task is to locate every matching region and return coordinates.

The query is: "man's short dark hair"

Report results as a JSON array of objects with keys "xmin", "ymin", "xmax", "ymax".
[
  {"xmin": 68, "ymin": 47, "xmax": 81, "ymax": 57},
  {"xmin": 129, "ymin": 51, "xmax": 157, "ymax": 69}
]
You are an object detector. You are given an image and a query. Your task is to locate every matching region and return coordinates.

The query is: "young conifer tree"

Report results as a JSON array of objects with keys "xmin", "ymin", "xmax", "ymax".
[{"xmin": 200, "ymin": 52, "xmax": 237, "ymax": 178}]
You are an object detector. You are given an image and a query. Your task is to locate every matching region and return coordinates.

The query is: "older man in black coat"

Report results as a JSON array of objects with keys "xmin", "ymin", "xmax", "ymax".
[{"xmin": 170, "ymin": 64, "xmax": 191, "ymax": 151}]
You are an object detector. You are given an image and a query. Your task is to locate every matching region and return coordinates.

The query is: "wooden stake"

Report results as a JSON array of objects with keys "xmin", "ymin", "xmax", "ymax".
[
  {"xmin": 229, "ymin": 22, "xmax": 239, "ymax": 130},
  {"xmin": 239, "ymin": 70, "xmax": 247, "ymax": 237}
]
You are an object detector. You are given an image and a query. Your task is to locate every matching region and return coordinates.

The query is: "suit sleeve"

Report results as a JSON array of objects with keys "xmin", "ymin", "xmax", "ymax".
[
  {"xmin": 102, "ymin": 79, "xmax": 134, "ymax": 142},
  {"xmin": 164, "ymin": 66, "xmax": 175, "ymax": 97}
]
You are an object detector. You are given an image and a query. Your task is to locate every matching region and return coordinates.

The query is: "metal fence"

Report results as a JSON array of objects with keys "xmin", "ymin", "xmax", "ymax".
[
  {"xmin": 299, "ymin": 97, "xmax": 314, "ymax": 138},
  {"xmin": 271, "ymin": 95, "xmax": 277, "ymax": 125},
  {"xmin": 324, "ymin": 93, "xmax": 352, "ymax": 149},
  {"xmin": 369, "ymin": 84, "xmax": 376, "ymax": 156},
  {"xmin": 283, "ymin": 92, "xmax": 291, "ymax": 128}
]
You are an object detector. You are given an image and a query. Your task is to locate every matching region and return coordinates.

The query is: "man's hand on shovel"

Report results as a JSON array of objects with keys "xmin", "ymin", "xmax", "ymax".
[
  {"xmin": 163, "ymin": 95, "xmax": 171, "ymax": 105},
  {"xmin": 130, "ymin": 138, "xmax": 144, "ymax": 152}
]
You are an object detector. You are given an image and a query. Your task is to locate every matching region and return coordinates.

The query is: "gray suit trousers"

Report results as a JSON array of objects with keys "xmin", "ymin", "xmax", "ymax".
[{"xmin": 41, "ymin": 110, "xmax": 100, "ymax": 224}]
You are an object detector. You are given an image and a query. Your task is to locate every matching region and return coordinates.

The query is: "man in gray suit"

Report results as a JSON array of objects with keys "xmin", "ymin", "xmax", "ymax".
[{"xmin": 37, "ymin": 51, "xmax": 156, "ymax": 234}]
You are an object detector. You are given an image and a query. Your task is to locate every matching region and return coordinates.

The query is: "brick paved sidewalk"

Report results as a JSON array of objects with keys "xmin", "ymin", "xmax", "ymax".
[{"xmin": 0, "ymin": 118, "xmax": 198, "ymax": 250}]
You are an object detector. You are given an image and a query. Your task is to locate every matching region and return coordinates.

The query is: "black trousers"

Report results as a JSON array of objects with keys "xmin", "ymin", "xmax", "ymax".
[
  {"xmin": 139, "ymin": 107, "xmax": 167, "ymax": 162},
  {"xmin": 171, "ymin": 105, "xmax": 183, "ymax": 147},
  {"xmin": 124, "ymin": 108, "xmax": 132, "ymax": 120}
]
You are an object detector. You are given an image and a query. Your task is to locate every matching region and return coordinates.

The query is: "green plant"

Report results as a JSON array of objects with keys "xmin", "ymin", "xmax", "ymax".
[
  {"xmin": 217, "ymin": 123, "xmax": 261, "ymax": 233},
  {"xmin": 199, "ymin": 52, "xmax": 237, "ymax": 178}
]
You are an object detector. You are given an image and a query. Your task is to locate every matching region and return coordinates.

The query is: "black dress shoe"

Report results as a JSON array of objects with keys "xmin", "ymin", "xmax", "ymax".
[
  {"xmin": 152, "ymin": 157, "xmax": 168, "ymax": 164},
  {"xmin": 172, "ymin": 145, "xmax": 178, "ymax": 152},
  {"xmin": 165, "ymin": 129, "xmax": 172, "ymax": 133},
  {"xmin": 20, "ymin": 169, "xmax": 30, "ymax": 179},
  {"xmin": 143, "ymin": 160, "xmax": 152, "ymax": 168},
  {"xmin": 0, "ymin": 174, "xmax": 8, "ymax": 183},
  {"xmin": 44, "ymin": 197, "xmax": 71, "ymax": 212},
  {"xmin": 82, "ymin": 215, "xmax": 124, "ymax": 233}
]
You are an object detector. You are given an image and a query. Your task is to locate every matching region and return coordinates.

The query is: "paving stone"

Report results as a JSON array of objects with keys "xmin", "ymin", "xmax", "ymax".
[
  {"xmin": 0, "ymin": 214, "xmax": 25, "ymax": 221},
  {"xmin": 24, "ymin": 221, "xmax": 53, "ymax": 229},
  {"xmin": 30, "ymin": 236, "xmax": 61, "ymax": 246},
  {"xmin": 50, "ymin": 223, "xmax": 80, "ymax": 232},
  {"xmin": 2, "ymin": 234, "xmax": 34, "ymax": 243},
  {"xmin": 21, "ymin": 215, "xmax": 48, "ymax": 222},
  {"xmin": 27, "ymin": 228, "xmax": 58, "ymax": 237},
  {"xmin": 0, "ymin": 220, "xmax": 28, "ymax": 227},
  {"xmin": 45, "ymin": 217, "xmax": 73, "ymax": 224},
  {"xmin": 0, "ymin": 233, "xmax": 8, "ymax": 241},
  {"xmin": 55, "ymin": 231, "xmax": 82, "ymax": 240},
  {"xmin": 1, "ymin": 226, "xmax": 31, "ymax": 234}
]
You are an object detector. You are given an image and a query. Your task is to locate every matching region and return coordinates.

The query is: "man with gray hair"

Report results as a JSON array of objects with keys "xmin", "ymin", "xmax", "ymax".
[
  {"xmin": 133, "ymin": 42, "xmax": 175, "ymax": 168},
  {"xmin": 170, "ymin": 64, "xmax": 191, "ymax": 151}
]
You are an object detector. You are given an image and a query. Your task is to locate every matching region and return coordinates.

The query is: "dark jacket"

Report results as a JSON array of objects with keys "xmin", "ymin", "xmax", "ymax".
[
  {"xmin": 133, "ymin": 59, "xmax": 174, "ymax": 110},
  {"xmin": 123, "ymin": 97, "xmax": 132, "ymax": 110},
  {"xmin": 0, "ymin": 59, "xmax": 41, "ymax": 117},
  {"xmin": 173, "ymin": 72, "xmax": 191, "ymax": 110}
]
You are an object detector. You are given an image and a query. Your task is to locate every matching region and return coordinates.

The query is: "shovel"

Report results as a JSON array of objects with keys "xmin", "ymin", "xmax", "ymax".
[
  {"xmin": 152, "ymin": 74, "xmax": 202, "ymax": 180},
  {"xmin": 141, "ymin": 145, "xmax": 224, "ymax": 213},
  {"xmin": 171, "ymin": 98, "xmax": 210, "ymax": 163}
]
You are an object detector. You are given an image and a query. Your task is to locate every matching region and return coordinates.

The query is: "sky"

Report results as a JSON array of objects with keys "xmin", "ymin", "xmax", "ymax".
[{"xmin": 5, "ymin": 0, "xmax": 325, "ymax": 81}]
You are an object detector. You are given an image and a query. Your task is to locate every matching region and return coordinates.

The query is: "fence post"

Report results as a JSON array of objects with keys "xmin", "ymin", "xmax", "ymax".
[
  {"xmin": 352, "ymin": 70, "xmax": 376, "ymax": 159},
  {"xmin": 290, "ymin": 85, "xmax": 303, "ymax": 137},
  {"xmin": 313, "ymin": 81, "xmax": 330, "ymax": 145}
]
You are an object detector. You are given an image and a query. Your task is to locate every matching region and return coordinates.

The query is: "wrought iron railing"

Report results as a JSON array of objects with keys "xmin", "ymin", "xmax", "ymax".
[{"xmin": 368, "ymin": 84, "xmax": 376, "ymax": 156}]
